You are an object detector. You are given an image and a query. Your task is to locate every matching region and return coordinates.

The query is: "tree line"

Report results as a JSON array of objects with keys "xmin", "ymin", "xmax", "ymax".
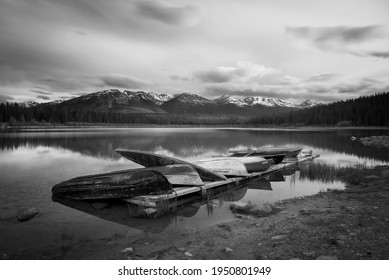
[
  {"xmin": 1, "ymin": 92, "xmax": 388, "ymax": 126},
  {"xmin": 0, "ymin": 103, "xmax": 243, "ymax": 126},
  {"xmin": 247, "ymin": 92, "xmax": 389, "ymax": 126}
]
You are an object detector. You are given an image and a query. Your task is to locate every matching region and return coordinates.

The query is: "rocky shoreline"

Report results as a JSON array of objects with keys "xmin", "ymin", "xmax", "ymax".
[
  {"xmin": 5, "ymin": 165, "xmax": 388, "ymax": 260},
  {"xmin": 358, "ymin": 135, "xmax": 389, "ymax": 148}
]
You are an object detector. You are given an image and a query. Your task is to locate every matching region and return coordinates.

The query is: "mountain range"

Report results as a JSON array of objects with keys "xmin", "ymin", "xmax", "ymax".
[{"xmin": 11, "ymin": 89, "xmax": 319, "ymax": 117}]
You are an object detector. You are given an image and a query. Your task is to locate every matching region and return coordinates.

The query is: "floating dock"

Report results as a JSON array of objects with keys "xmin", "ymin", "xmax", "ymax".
[{"xmin": 124, "ymin": 155, "xmax": 319, "ymax": 209}]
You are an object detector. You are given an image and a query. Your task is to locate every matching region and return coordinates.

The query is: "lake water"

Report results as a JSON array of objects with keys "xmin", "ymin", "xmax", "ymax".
[{"xmin": 1, "ymin": 127, "xmax": 388, "ymax": 258}]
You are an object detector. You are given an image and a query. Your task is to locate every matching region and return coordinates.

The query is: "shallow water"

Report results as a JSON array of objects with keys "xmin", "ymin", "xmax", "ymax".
[{"xmin": 0, "ymin": 127, "xmax": 388, "ymax": 256}]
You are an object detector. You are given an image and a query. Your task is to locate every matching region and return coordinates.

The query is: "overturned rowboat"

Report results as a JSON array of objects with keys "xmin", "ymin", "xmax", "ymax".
[
  {"xmin": 52, "ymin": 168, "xmax": 173, "ymax": 200},
  {"xmin": 197, "ymin": 156, "xmax": 272, "ymax": 174},
  {"xmin": 52, "ymin": 164, "xmax": 204, "ymax": 200},
  {"xmin": 228, "ymin": 146, "xmax": 302, "ymax": 160}
]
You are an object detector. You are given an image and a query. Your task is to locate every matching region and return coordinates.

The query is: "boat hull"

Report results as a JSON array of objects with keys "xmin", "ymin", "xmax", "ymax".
[
  {"xmin": 211, "ymin": 156, "xmax": 271, "ymax": 172},
  {"xmin": 229, "ymin": 147, "xmax": 302, "ymax": 158},
  {"xmin": 194, "ymin": 158, "xmax": 249, "ymax": 177},
  {"xmin": 52, "ymin": 169, "xmax": 173, "ymax": 200}
]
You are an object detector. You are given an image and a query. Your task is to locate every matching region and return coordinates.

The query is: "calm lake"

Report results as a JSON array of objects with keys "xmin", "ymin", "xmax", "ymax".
[{"xmin": 1, "ymin": 127, "xmax": 388, "ymax": 258}]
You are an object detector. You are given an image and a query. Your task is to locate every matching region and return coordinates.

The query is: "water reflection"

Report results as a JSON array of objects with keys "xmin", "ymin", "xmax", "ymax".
[
  {"xmin": 51, "ymin": 173, "xmax": 281, "ymax": 233},
  {"xmin": 0, "ymin": 128, "xmax": 388, "ymax": 258},
  {"xmin": 299, "ymin": 161, "xmax": 369, "ymax": 185},
  {"xmin": 1, "ymin": 128, "xmax": 389, "ymax": 163}
]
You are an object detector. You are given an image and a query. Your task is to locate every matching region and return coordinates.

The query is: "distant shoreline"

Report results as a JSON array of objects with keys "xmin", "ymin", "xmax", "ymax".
[{"xmin": 1, "ymin": 122, "xmax": 389, "ymax": 131}]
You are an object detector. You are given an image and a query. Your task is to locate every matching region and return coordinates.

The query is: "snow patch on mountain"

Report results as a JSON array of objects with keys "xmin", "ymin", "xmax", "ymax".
[
  {"xmin": 172, "ymin": 93, "xmax": 214, "ymax": 104},
  {"xmin": 214, "ymin": 95, "xmax": 246, "ymax": 107},
  {"xmin": 298, "ymin": 100, "xmax": 318, "ymax": 108},
  {"xmin": 241, "ymin": 96, "xmax": 296, "ymax": 107}
]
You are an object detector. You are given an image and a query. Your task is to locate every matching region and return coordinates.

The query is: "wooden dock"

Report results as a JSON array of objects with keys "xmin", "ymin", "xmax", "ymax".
[{"xmin": 124, "ymin": 155, "xmax": 319, "ymax": 208}]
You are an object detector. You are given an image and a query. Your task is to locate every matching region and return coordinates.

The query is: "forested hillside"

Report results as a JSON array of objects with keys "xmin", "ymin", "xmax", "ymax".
[{"xmin": 247, "ymin": 93, "xmax": 389, "ymax": 126}]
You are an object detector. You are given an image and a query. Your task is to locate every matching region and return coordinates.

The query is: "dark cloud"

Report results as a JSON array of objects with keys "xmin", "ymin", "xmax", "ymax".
[
  {"xmin": 99, "ymin": 74, "xmax": 149, "ymax": 89},
  {"xmin": 195, "ymin": 71, "xmax": 232, "ymax": 83},
  {"xmin": 286, "ymin": 25, "xmax": 388, "ymax": 58},
  {"xmin": 76, "ymin": 30, "xmax": 87, "ymax": 36},
  {"xmin": 305, "ymin": 73, "xmax": 338, "ymax": 82},
  {"xmin": 37, "ymin": 95, "xmax": 50, "ymax": 100},
  {"xmin": 287, "ymin": 25, "xmax": 383, "ymax": 44},
  {"xmin": 30, "ymin": 90, "xmax": 52, "ymax": 95},
  {"xmin": 170, "ymin": 74, "xmax": 192, "ymax": 81},
  {"xmin": 59, "ymin": 96, "xmax": 72, "ymax": 100},
  {"xmin": 367, "ymin": 51, "xmax": 389, "ymax": 58},
  {"xmin": 136, "ymin": 1, "xmax": 201, "ymax": 26},
  {"xmin": 334, "ymin": 83, "xmax": 373, "ymax": 94}
]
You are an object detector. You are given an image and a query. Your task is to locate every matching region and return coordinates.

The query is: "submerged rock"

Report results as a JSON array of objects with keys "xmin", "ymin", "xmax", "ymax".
[
  {"xmin": 17, "ymin": 208, "xmax": 39, "ymax": 222},
  {"xmin": 91, "ymin": 202, "xmax": 110, "ymax": 210},
  {"xmin": 230, "ymin": 202, "xmax": 278, "ymax": 217},
  {"xmin": 359, "ymin": 136, "xmax": 389, "ymax": 148},
  {"xmin": 184, "ymin": 252, "xmax": 193, "ymax": 257}
]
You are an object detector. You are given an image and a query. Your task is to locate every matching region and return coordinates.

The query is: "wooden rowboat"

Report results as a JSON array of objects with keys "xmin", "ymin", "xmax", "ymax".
[
  {"xmin": 194, "ymin": 158, "xmax": 249, "ymax": 177},
  {"xmin": 201, "ymin": 156, "xmax": 272, "ymax": 173},
  {"xmin": 52, "ymin": 164, "xmax": 204, "ymax": 200},
  {"xmin": 52, "ymin": 169, "xmax": 172, "ymax": 200},
  {"xmin": 228, "ymin": 147, "xmax": 302, "ymax": 158},
  {"xmin": 116, "ymin": 149, "xmax": 226, "ymax": 182}
]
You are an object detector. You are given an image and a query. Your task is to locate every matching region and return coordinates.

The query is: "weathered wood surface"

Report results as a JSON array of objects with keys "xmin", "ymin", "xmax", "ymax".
[
  {"xmin": 229, "ymin": 147, "xmax": 302, "ymax": 158},
  {"xmin": 194, "ymin": 158, "xmax": 249, "ymax": 177},
  {"xmin": 52, "ymin": 169, "xmax": 172, "ymax": 200},
  {"xmin": 229, "ymin": 152, "xmax": 286, "ymax": 164},
  {"xmin": 116, "ymin": 149, "xmax": 227, "ymax": 182},
  {"xmin": 209, "ymin": 156, "xmax": 272, "ymax": 173},
  {"xmin": 152, "ymin": 164, "xmax": 203, "ymax": 186}
]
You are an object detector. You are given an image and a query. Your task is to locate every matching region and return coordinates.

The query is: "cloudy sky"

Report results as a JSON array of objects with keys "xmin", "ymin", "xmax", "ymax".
[{"xmin": 1, "ymin": 0, "xmax": 388, "ymax": 103}]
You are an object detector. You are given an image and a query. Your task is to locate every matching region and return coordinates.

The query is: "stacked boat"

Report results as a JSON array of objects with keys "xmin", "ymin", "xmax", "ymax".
[{"xmin": 52, "ymin": 147, "xmax": 305, "ymax": 200}]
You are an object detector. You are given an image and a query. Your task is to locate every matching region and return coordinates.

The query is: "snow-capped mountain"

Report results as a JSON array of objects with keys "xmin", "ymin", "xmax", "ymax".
[
  {"xmin": 124, "ymin": 90, "xmax": 174, "ymax": 105},
  {"xmin": 241, "ymin": 96, "xmax": 296, "ymax": 108},
  {"xmin": 213, "ymin": 95, "xmax": 246, "ymax": 107},
  {"xmin": 213, "ymin": 95, "xmax": 316, "ymax": 109},
  {"xmin": 298, "ymin": 100, "xmax": 318, "ymax": 108},
  {"xmin": 18, "ymin": 101, "xmax": 39, "ymax": 107},
  {"xmin": 14, "ymin": 89, "xmax": 319, "ymax": 116},
  {"xmin": 170, "ymin": 93, "xmax": 214, "ymax": 105}
]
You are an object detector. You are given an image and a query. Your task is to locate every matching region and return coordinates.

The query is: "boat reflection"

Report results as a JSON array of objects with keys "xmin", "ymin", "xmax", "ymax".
[
  {"xmin": 52, "ymin": 196, "xmax": 175, "ymax": 233},
  {"xmin": 52, "ymin": 167, "xmax": 298, "ymax": 231}
]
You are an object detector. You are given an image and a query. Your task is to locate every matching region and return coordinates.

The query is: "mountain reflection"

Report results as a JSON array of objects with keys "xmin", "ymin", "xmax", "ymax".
[{"xmin": 1, "ymin": 128, "xmax": 389, "ymax": 163}]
